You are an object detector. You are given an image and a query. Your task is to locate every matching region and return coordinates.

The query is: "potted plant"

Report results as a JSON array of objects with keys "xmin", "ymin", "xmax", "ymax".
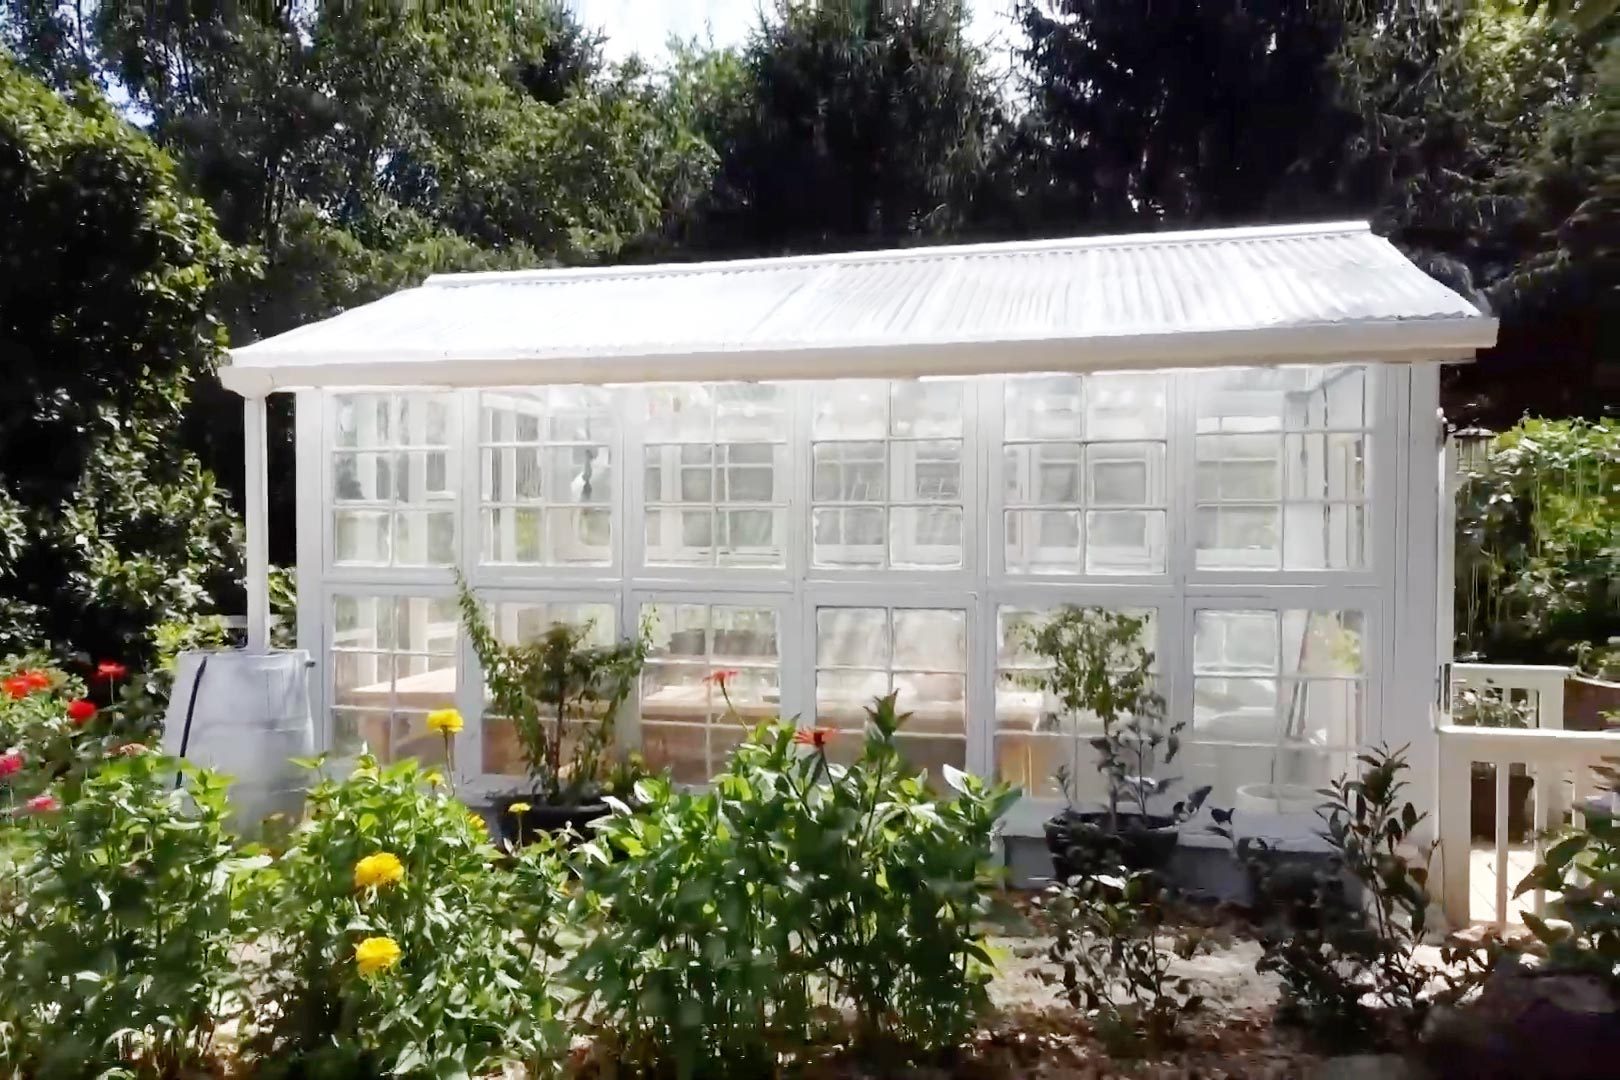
[
  {"xmin": 1453, "ymin": 685, "xmax": 1537, "ymax": 842},
  {"xmin": 1027, "ymin": 607, "xmax": 1209, "ymax": 878},
  {"xmin": 456, "ymin": 580, "xmax": 648, "ymax": 846}
]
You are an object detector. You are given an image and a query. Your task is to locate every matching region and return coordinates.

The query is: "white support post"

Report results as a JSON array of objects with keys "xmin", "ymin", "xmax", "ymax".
[{"xmin": 244, "ymin": 394, "xmax": 272, "ymax": 653}]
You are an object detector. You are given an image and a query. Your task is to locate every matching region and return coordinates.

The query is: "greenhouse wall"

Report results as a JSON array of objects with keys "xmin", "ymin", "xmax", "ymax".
[{"xmin": 292, "ymin": 361, "xmax": 1446, "ymax": 836}]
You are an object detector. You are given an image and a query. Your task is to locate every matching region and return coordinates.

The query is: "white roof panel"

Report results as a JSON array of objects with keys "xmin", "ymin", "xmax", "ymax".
[{"xmin": 221, "ymin": 221, "xmax": 1496, "ymax": 394}]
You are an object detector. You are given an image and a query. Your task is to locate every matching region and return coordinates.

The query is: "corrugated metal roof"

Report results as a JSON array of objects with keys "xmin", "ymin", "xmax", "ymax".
[{"xmin": 221, "ymin": 221, "xmax": 1496, "ymax": 394}]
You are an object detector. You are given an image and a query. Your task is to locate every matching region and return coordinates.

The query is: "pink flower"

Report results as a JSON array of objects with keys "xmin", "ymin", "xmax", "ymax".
[
  {"xmin": 702, "ymin": 669, "xmax": 739, "ymax": 689},
  {"xmin": 112, "ymin": 743, "xmax": 148, "ymax": 757},
  {"xmin": 0, "ymin": 750, "xmax": 23, "ymax": 778},
  {"xmin": 66, "ymin": 699, "xmax": 97, "ymax": 725},
  {"xmin": 24, "ymin": 794, "xmax": 58, "ymax": 813},
  {"xmin": 95, "ymin": 660, "xmax": 128, "ymax": 681}
]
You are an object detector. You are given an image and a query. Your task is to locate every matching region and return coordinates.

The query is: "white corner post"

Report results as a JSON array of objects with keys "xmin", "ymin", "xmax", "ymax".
[{"xmin": 244, "ymin": 393, "xmax": 272, "ymax": 653}]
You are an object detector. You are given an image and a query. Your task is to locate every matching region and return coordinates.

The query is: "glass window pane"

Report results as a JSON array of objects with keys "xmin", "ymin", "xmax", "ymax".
[
  {"xmin": 891, "ymin": 507, "xmax": 963, "ymax": 569},
  {"xmin": 812, "ymin": 507, "xmax": 886, "ymax": 568},
  {"xmin": 816, "ymin": 669, "xmax": 891, "ymax": 728},
  {"xmin": 334, "ymin": 510, "xmax": 391, "ymax": 565},
  {"xmin": 333, "ymin": 452, "xmax": 395, "ymax": 502},
  {"xmin": 813, "ymin": 380, "xmax": 887, "ymax": 439},
  {"xmin": 1086, "ymin": 372, "xmax": 1167, "ymax": 439},
  {"xmin": 1196, "ymin": 506, "xmax": 1281, "ymax": 568},
  {"xmin": 893, "ymin": 609, "xmax": 967, "ymax": 671},
  {"xmin": 1086, "ymin": 510, "xmax": 1164, "ymax": 574},
  {"xmin": 645, "ymin": 385, "xmax": 715, "ymax": 442},
  {"xmin": 1005, "ymin": 375, "xmax": 1083, "ymax": 441},
  {"xmin": 813, "ymin": 442, "xmax": 884, "ymax": 502},
  {"xmin": 1088, "ymin": 442, "xmax": 1161, "ymax": 505},
  {"xmin": 895, "ymin": 440, "xmax": 963, "ymax": 502},
  {"xmin": 713, "ymin": 383, "xmax": 787, "ymax": 442},
  {"xmin": 1194, "ymin": 610, "xmax": 1279, "ymax": 674},
  {"xmin": 891, "ymin": 380, "xmax": 964, "ymax": 438},
  {"xmin": 1193, "ymin": 680, "xmax": 1281, "ymax": 741},
  {"xmin": 817, "ymin": 608, "xmax": 889, "ymax": 667},
  {"xmin": 1005, "ymin": 510, "xmax": 1081, "ymax": 574},
  {"xmin": 393, "ymin": 510, "xmax": 455, "ymax": 566}
]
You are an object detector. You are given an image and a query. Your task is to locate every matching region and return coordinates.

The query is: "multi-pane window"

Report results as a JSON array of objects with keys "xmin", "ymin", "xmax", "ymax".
[
  {"xmin": 1003, "ymin": 373, "xmax": 1168, "ymax": 574},
  {"xmin": 480, "ymin": 388, "xmax": 614, "ymax": 566},
  {"xmin": 1194, "ymin": 366, "xmax": 1372, "ymax": 570},
  {"xmin": 332, "ymin": 393, "xmax": 455, "ymax": 566},
  {"xmin": 815, "ymin": 606, "xmax": 967, "ymax": 776},
  {"xmin": 812, "ymin": 381, "xmax": 965, "ymax": 569},
  {"xmin": 330, "ymin": 595, "xmax": 458, "ymax": 763},
  {"xmin": 639, "ymin": 602, "xmax": 781, "ymax": 783},
  {"xmin": 993, "ymin": 606, "xmax": 1158, "ymax": 801},
  {"xmin": 1187, "ymin": 607, "xmax": 1366, "ymax": 804},
  {"xmin": 643, "ymin": 384, "xmax": 789, "ymax": 568},
  {"xmin": 479, "ymin": 599, "xmax": 618, "ymax": 775}
]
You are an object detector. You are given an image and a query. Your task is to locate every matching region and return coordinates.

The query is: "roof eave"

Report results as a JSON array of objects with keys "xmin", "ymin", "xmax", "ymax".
[{"xmin": 218, "ymin": 315, "xmax": 1499, "ymax": 396}]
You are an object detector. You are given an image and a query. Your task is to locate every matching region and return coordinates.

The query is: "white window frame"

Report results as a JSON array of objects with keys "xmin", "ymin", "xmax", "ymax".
[{"xmin": 295, "ymin": 364, "xmax": 1423, "ymax": 835}]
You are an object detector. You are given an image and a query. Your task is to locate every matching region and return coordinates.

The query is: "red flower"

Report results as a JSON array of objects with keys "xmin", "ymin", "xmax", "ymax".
[
  {"xmin": 24, "ymin": 794, "xmax": 58, "ymax": 814},
  {"xmin": 702, "ymin": 669, "xmax": 740, "ymax": 689},
  {"xmin": 65, "ymin": 699, "xmax": 97, "ymax": 725},
  {"xmin": 0, "ymin": 750, "xmax": 23, "ymax": 778},
  {"xmin": 112, "ymin": 742, "xmax": 148, "ymax": 757},
  {"xmin": 3, "ymin": 677, "xmax": 32, "ymax": 700},
  {"xmin": 793, "ymin": 727, "xmax": 836, "ymax": 750},
  {"xmin": 95, "ymin": 660, "xmax": 128, "ymax": 681},
  {"xmin": 21, "ymin": 670, "xmax": 50, "ymax": 690}
]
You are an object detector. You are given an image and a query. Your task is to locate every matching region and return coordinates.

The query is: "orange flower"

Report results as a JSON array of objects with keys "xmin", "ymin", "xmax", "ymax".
[
  {"xmin": 95, "ymin": 660, "xmax": 128, "ymax": 681},
  {"xmin": 793, "ymin": 727, "xmax": 836, "ymax": 750},
  {"xmin": 21, "ymin": 670, "xmax": 50, "ymax": 690},
  {"xmin": 65, "ymin": 699, "xmax": 96, "ymax": 725},
  {"xmin": 702, "ymin": 669, "xmax": 740, "ymax": 689},
  {"xmin": 3, "ymin": 677, "xmax": 32, "ymax": 700}
]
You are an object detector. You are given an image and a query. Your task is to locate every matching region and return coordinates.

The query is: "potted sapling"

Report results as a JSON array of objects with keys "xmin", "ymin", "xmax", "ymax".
[
  {"xmin": 456, "ymin": 578, "xmax": 648, "ymax": 845},
  {"xmin": 1029, "ymin": 606, "xmax": 1210, "ymax": 878}
]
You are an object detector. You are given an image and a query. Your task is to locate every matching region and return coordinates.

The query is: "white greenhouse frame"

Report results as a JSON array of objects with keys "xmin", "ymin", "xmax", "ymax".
[{"xmin": 229, "ymin": 222, "xmax": 1496, "ymax": 842}]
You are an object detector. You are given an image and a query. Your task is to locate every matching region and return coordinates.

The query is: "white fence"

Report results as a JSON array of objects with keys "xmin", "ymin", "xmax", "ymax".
[
  {"xmin": 1437, "ymin": 722, "xmax": 1620, "ymax": 930},
  {"xmin": 1450, "ymin": 661, "xmax": 1570, "ymax": 729}
]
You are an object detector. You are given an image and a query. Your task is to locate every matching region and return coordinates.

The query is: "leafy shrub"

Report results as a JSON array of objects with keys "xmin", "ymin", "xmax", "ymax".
[
  {"xmin": 1514, "ymin": 800, "xmax": 1620, "ymax": 977},
  {"xmin": 1041, "ymin": 868, "xmax": 1209, "ymax": 1054},
  {"xmin": 243, "ymin": 756, "xmax": 567, "ymax": 1078},
  {"xmin": 0, "ymin": 752, "xmax": 259, "ymax": 1078},
  {"xmin": 1456, "ymin": 418, "xmax": 1620, "ymax": 667},
  {"xmin": 571, "ymin": 697, "xmax": 1015, "ymax": 1077},
  {"xmin": 1248, "ymin": 745, "xmax": 1489, "ymax": 1049}
]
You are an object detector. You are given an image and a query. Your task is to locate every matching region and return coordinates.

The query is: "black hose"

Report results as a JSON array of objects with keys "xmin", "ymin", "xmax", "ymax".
[{"xmin": 174, "ymin": 654, "xmax": 210, "ymax": 789}]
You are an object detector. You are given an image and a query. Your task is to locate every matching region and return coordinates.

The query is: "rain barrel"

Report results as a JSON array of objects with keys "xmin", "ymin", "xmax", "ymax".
[{"xmin": 162, "ymin": 649, "xmax": 315, "ymax": 831}]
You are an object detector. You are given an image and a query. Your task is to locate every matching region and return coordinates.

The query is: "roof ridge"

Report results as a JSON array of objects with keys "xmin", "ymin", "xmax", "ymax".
[{"xmin": 424, "ymin": 221, "xmax": 1371, "ymax": 289}]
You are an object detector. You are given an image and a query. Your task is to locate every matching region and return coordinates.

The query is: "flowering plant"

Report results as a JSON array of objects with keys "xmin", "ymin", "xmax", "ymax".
[
  {"xmin": 0, "ymin": 752, "xmax": 262, "ymax": 1077},
  {"xmin": 243, "ymin": 756, "xmax": 567, "ymax": 1078}
]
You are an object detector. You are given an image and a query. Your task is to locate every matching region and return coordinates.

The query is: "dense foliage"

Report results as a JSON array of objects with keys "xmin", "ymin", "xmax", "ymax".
[
  {"xmin": 1455, "ymin": 418, "xmax": 1620, "ymax": 671},
  {"xmin": 572, "ymin": 696, "xmax": 1016, "ymax": 1076},
  {"xmin": 243, "ymin": 756, "xmax": 569, "ymax": 1078},
  {"xmin": 0, "ymin": 56, "xmax": 242, "ymax": 665}
]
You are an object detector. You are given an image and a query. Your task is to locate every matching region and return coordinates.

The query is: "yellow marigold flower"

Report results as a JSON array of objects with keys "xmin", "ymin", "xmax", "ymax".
[
  {"xmin": 465, "ymin": 811, "xmax": 487, "ymax": 835},
  {"xmin": 508, "ymin": 801, "xmax": 532, "ymax": 815},
  {"xmin": 426, "ymin": 708, "xmax": 463, "ymax": 735},
  {"xmin": 353, "ymin": 852, "xmax": 405, "ymax": 890},
  {"xmin": 354, "ymin": 936, "xmax": 401, "ymax": 976}
]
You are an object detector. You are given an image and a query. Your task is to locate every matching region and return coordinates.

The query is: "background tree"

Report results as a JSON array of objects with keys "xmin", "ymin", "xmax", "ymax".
[
  {"xmin": 0, "ymin": 57, "xmax": 244, "ymax": 663},
  {"xmin": 669, "ymin": 0, "xmax": 1002, "ymax": 255}
]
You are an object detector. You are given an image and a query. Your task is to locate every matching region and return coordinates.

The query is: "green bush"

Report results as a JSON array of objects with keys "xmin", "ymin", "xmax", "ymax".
[
  {"xmin": 243, "ymin": 756, "xmax": 568, "ymax": 1079},
  {"xmin": 1456, "ymin": 418, "xmax": 1620, "ymax": 668},
  {"xmin": 0, "ymin": 752, "xmax": 259, "ymax": 1078},
  {"xmin": 1514, "ymin": 782, "xmax": 1620, "ymax": 978},
  {"xmin": 571, "ymin": 696, "xmax": 1015, "ymax": 1077}
]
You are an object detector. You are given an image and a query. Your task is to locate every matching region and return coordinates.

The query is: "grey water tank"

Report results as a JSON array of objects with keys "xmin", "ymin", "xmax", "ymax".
[{"xmin": 162, "ymin": 649, "xmax": 315, "ymax": 831}]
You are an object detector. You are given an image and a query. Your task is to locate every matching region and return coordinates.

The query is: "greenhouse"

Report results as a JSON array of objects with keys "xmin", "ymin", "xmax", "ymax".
[{"xmin": 220, "ymin": 221, "xmax": 1498, "ymax": 842}]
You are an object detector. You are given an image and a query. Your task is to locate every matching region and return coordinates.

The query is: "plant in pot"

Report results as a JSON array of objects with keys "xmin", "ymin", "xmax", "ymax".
[
  {"xmin": 1454, "ymin": 684, "xmax": 1537, "ymax": 842},
  {"xmin": 1027, "ymin": 607, "xmax": 1209, "ymax": 879},
  {"xmin": 456, "ymin": 580, "xmax": 648, "ymax": 846}
]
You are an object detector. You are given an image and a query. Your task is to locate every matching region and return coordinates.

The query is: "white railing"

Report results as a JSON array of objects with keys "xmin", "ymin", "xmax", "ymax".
[
  {"xmin": 1437, "ymin": 722, "xmax": 1620, "ymax": 930},
  {"xmin": 1450, "ymin": 661, "xmax": 1571, "ymax": 729}
]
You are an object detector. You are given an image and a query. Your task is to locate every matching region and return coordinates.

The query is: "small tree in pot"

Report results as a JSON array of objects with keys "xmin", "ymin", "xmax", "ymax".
[
  {"xmin": 1027, "ymin": 607, "xmax": 1209, "ymax": 879},
  {"xmin": 457, "ymin": 579, "xmax": 648, "ymax": 845}
]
